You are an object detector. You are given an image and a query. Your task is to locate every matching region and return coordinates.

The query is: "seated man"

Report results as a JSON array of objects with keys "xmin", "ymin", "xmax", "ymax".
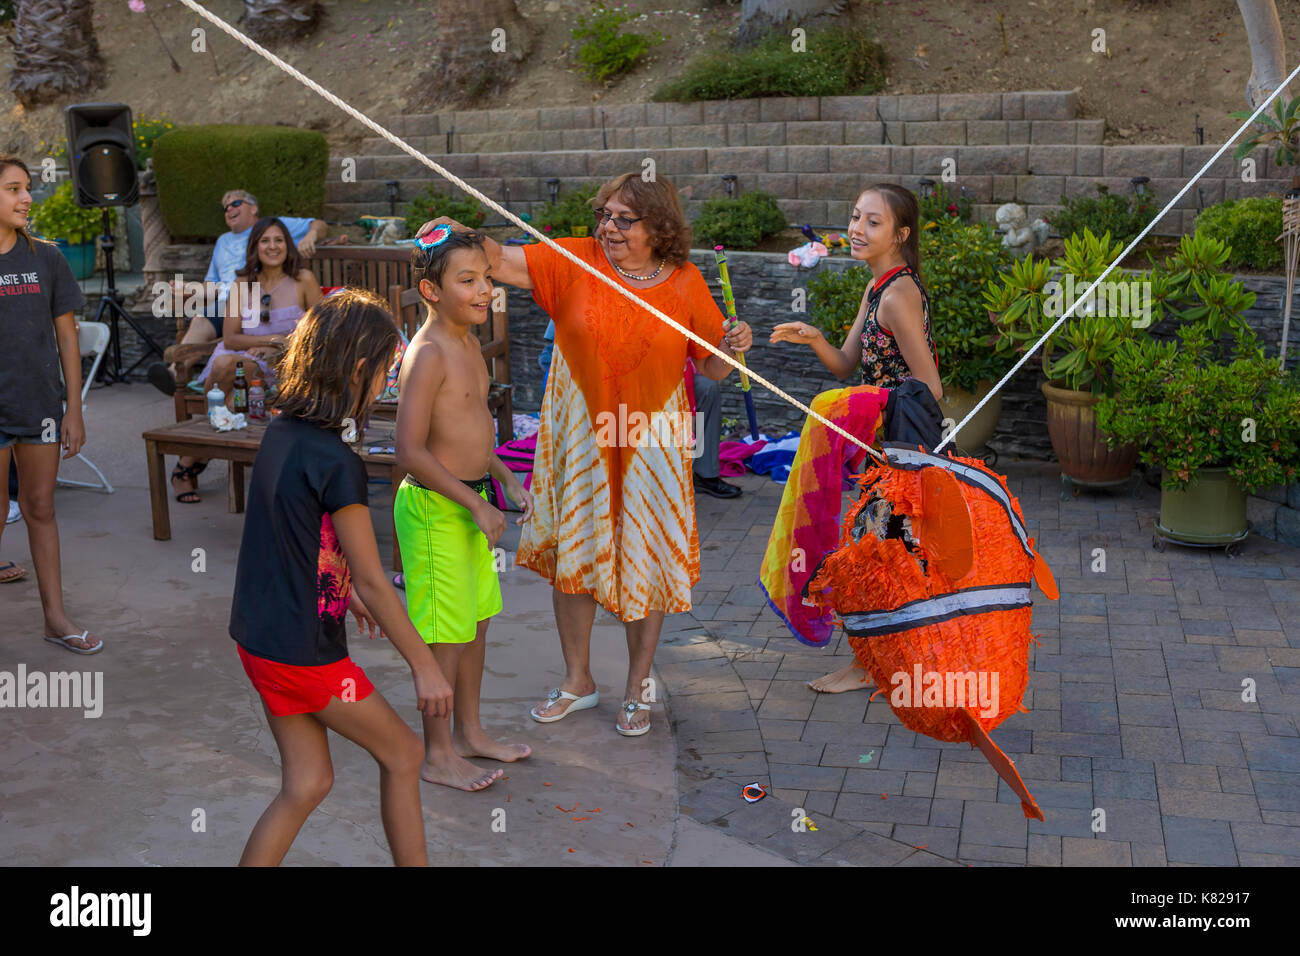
[
  {"xmin": 690, "ymin": 361, "xmax": 741, "ymax": 499},
  {"xmin": 147, "ymin": 189, "xmax": 327, "ymax": 394}
]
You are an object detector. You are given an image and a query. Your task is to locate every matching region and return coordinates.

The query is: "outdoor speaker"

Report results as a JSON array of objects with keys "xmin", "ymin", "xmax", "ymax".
[{"xmin": 64, "ymin": 103, "xmax": 139, "ymax": 208}]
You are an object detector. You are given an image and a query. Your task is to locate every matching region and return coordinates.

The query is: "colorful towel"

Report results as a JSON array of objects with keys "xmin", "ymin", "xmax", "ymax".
[
  {"xmin": 719, "ymin": 438, "xmax": 766, "ymax": 477},
  {"xmin": 757, "ymin": 385, "xmax": 889, "ymax": 647},
  {"xmin": 489, "ymin": 435, "xmax": 537, "ymax": 511}
]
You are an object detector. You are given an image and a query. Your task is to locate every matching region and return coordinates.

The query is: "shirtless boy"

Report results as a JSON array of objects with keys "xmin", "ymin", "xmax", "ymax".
[{"xmin": 394, "ymin": 225, "xmax": 534, "ymax": 792}]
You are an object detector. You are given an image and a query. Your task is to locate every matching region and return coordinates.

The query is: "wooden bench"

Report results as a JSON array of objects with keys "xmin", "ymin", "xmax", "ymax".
[{"xmin": 168, "ymin": 245, "xmax": 513, "ymax": 443}]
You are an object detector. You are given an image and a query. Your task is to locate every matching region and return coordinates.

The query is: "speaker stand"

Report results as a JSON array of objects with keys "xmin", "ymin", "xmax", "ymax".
[{"xmin": 94, "ymin": 208, "xmax": 165, "ymax": 384}]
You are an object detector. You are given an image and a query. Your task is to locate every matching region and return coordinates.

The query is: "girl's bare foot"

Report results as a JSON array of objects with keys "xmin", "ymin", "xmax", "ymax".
[
  {"xmin": 453, "ymin": 730, "xmax": 531, "ymax": 763},
  {"xmin": 420, "ymin": 753, "xmax": 503, "ymax": 792},
  {"xmin": 807, "ymin": 661, "xmax": 873, "ymax": 694}
]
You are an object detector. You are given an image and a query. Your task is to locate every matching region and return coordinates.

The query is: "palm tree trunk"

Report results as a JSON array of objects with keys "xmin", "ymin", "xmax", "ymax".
[
  {"xmin": 737, "ymin": 0, "xmax": 846, "ymax": 48},
  {"xmin": 7, "ymin": 0, "xmax": 104, "ymax": 108},
  {"xmin": 239, "ymin": 0, "xmax": 323, "ymax": 44},
  {"xmin": 419, "ymin": 0, "xmax": 532, "ymax": 106},
  {"xmin": 1238, "ymin": 0, "xmax": 1291, "ymax": 109}
]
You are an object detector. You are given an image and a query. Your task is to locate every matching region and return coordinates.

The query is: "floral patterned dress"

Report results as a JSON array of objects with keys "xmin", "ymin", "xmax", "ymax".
[{"xmin": 860, "ymin": 264, "xmax": 937, "ymax": 387}]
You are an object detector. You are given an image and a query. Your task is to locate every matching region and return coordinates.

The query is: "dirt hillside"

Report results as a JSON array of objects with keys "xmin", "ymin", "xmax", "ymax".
[{"xmin": 3, "ymin": 0, "xmax": 1299, "ymax": 160}]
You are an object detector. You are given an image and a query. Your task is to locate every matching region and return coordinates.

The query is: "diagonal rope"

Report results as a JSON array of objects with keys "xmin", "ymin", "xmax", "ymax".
[
  {"xmin": 176, "ymin": 0, "xmax": 887, "ymax": 461},
  {"xmin": 934, "ymin": 57, "xmax": 1300, "ymax": 453}
]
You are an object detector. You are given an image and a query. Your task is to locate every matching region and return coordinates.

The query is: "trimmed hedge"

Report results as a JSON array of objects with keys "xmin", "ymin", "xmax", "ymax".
[{"xmin": 152, "ymin": 125, "xmax": 328, "ymax": 240}]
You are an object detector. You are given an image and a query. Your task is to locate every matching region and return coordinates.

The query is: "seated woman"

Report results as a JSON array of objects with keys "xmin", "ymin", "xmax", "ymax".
[{"xmin": 171, "ymin": 217, "xmax": 321, "ymax": 503}]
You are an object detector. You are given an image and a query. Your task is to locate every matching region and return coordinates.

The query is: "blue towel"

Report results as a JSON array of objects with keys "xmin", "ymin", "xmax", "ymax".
[{"xmin": 746, "ymin": 431, "xmax": 801, "ymax": 484}]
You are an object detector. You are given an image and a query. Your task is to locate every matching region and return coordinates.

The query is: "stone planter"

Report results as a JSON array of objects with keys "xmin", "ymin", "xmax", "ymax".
[
  {"xmin": 938, "ymin": 380, "xmax": 1001, "ymax": 454},
  {"xmin": 1040, "ymin": 381, "xmax": 1137, "ymax": 485},
  {"xmin": 1157, "ymin": 466, "xmax": 1249, "ymax": 546}
]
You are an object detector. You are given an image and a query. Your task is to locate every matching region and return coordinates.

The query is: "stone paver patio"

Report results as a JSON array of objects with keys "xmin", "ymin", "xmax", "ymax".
[{"xmin": 661, "ymin": 464, "xmax": 1300, "ymax": 867}]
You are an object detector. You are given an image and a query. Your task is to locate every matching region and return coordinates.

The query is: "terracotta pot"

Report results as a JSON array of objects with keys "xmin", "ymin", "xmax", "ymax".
[
  {"xmin": 1041, "ymin": 381, "xmax": 1137, "ymax": 485},
  {"xmin": 938, "ymin": 380, "xmax": 1002, "ymax": 454}
]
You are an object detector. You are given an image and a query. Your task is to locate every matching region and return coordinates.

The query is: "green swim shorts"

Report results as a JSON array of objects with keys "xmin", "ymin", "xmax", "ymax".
[{"xmin": 393, "ymin": 475, "xmax": 503, "ymax": 644}]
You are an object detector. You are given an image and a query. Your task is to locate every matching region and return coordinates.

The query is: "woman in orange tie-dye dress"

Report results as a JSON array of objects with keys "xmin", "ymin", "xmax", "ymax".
[{"xmin": 417, "ymin": 172, "xmax": 752, "ymax": 736}]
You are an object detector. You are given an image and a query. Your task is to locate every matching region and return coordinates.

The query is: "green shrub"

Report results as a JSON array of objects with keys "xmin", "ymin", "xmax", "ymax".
[
  {"xmin": 807, "ymin": 218, "xmax": 1012, "ymax": 391},
  {"xmin": 28, "ymin": 180, "xmax": 117, "ymax": 245},
  {"xmin": 918, "ymin": 182, "xmax": 973, "ymax": 226},
  {"xmin": 571, "ymin": 4, "xmax": 664, "ymax": 83},
  {"xmin": 403, "ymin": 185, "xmax": 486, "ymax": 236},
  {"xmin": 1098, "ymin": 326, "xmax": 1300, "ymax": 493},
  {"xmin": 692, "ymin": 191, "xmax": 786, "ymax": 249},
  {"xmin": 654, "ymin": 25, "xmax": 887, "ymax": 102},
  {"xmin": 1047, "ymin": 184, "xmax": 1156, "ymax": 246},
  {"xmin": 1194, "ymin": 197, "xmax": 1283, "ymax": 272},
  {"xmin": 919, "ymin": 218, "xmax": 1014, "ymax": 392},
  {"xmin": 807, "ymin": 266, "xmax": 870, "ymax": 346},
  {"xmin": 152, "ymin": 125, "xmax": 327, "ymax": 240},
  {"xmin": 532, "ymin": 185, "xmax": 599, "ymax": 238},
  {"xmin": 132, "ymin": 116, "xmax": 178, "ymax": 172}
]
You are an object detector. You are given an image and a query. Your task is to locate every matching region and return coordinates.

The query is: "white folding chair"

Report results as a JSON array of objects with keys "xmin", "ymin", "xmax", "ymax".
[{"xmin": 56, "ymin": 321, "xmax": 115, "ymax": 494}]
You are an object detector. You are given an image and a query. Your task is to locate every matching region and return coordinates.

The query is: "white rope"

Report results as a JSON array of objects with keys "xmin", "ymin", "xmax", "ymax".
[
  {"xmin": 175, "ymin": 0, "xmax": 886, "ymax": 461},
  {"xmin": 934, "ymin": 57, "xmax": 1300, "ymax": 453}
]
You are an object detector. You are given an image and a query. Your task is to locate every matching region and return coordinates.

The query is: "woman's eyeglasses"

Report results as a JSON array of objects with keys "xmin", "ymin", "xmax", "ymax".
[
  {"xmin": 595, "ymin": 208, "xmax": 643, "ymax": 231},
  {"xmin": 222, "ymin": 199, "xmax": 248, "ymax": 213}
]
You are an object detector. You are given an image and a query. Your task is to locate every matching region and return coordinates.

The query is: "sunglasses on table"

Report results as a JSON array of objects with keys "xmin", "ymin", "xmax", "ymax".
[{"xmin": 594, "ymin": 208, "xmax": 643, "ymax": 231}]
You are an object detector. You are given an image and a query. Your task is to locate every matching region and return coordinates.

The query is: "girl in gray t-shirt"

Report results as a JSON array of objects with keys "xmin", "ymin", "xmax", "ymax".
[{"xmin": 0, "ymin": 155, "xmax": 102, "ymax": 654}]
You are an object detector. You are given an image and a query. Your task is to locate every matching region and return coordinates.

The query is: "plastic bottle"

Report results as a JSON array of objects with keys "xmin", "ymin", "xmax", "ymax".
[
  {"xmin": 206, "ymin": 384, "xmax": 225, "ymax": 424},
  {"xmin": 231, "ymin": 361, "xmax": 249, "ymax": 414},
  {"xmin": 248, "ymin": 379, "xmax": 266, "ymax": 421}
]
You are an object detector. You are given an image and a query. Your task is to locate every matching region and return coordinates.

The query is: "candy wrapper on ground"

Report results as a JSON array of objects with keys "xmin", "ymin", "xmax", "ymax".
[{"xmin": 808, "ymin": 445, "xmax": 1059, "ymax": 821}]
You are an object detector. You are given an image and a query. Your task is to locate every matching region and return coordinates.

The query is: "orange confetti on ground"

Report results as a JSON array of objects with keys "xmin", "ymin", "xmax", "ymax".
[
  {"xmin": 568, "ymin": 848, "xmax": 575, "ymax": 853},
  {"xmin": 572, "ymin": 816, "xmax": 590, "ymax": 821},
  {"xmin": 557, "ymin": 803, "xmax": 579, "ymax": 812},
  {"xmin": 507, "ymin": 795, "xmax": 511, "ymax": 802},
  {"xmin": 625, "ymin": 822, "xmax": 634, "ymax": 828},
  {"xmin": 544, "ymin": 782, "xmax": 552, "ymax": 786},
  {"xmin": 913, "ymin": 844, "xmax": 928, "ymax": 850},
  {"xmin": 590, "ymin": 808, "xmax": 601, "ymax": 812},
  {"xmin": 641, "ymin": 860, "xmax": 653, "ymax": 865},
  {"xmin": 881, "ymin": 793, "xmax": 888, "ymax": 799}
]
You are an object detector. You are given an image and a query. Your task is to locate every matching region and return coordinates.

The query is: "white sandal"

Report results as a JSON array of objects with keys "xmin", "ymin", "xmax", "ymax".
[
  {"xmin": 43, "ymin": 630, "xmax": 103, "ymax": 655},
  {"xmin": 616, "ymin": 700, "xmax": 651, "ymax": 737},
  {"xmin": 529, "ymin": 687, "xmax": 599, "ymax": 723}
]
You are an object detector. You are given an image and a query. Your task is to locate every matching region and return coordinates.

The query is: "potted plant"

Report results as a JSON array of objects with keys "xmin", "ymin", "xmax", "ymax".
[
  {"xmin": 27, "ymin": 180, "xmax": 116, "ymax": 280},
  {"xmin": 983, "ymin": 228, "xmax": 1151, "ymax": 485},
  {"xmin": 1097, "ymin": 323, "xmax": 1300, "ymax": 547},
  {"xmin": 919, "ymin": 216, "xmax": 1013, "ymax": 454}
]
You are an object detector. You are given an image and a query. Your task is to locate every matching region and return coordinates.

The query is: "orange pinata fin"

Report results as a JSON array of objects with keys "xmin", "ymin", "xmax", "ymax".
[
  {"xmin": 961, "ymin": 709, "xmax": 1045, "ymax": 821},
  {"xmin": 916, "ymin": 467, "xmax": 974, "ymax": 581},
  {"xmin": 1030, "ymin": 542, "xmax": 1059, "ymax": 600}
]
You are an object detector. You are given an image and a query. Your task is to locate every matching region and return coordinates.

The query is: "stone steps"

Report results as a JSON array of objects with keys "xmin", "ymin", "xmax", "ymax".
[
  {"xmin": 358, "ymin": 117, "xmax": 1104, "ymax": 154},
  {"xmin": 323, "ymin": 143, "xmax": 1291, "ymax": 236}
]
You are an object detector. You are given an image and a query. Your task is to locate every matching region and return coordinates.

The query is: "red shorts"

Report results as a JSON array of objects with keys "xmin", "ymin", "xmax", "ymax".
[{"xmin": 237, "ymin": 644, "xmax": 375, "ymax": 716}]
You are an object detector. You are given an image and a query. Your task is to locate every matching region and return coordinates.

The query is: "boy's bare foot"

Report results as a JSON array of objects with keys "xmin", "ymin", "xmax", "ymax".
[
  {"xmin": 420, "ymin": 753, "xmax": 503, "ymax": 792},
  {"xmin": 807, "ymin": 661, "xmax": 873, "ymax": 694},
  {"xmin": 453, "ymin": 730, "xmax": 532, "ymax": 763}
]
